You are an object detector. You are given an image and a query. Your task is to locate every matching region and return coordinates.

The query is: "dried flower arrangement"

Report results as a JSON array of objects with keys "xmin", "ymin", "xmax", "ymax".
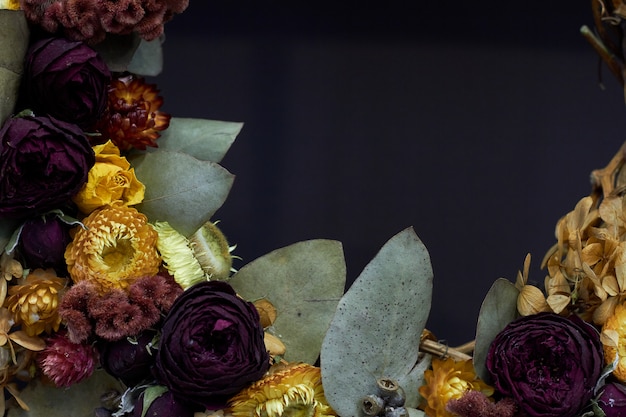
[{"xmin": 0, "ymin": 1, "xmax": 626, "ymax": 417}]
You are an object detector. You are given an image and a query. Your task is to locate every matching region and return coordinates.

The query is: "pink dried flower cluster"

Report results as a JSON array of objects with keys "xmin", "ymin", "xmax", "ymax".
[
  {"xmin": 38, "ymin": 332, "xmax": 97, "ymax": 387},
  {"xmin": 20, "ymin": 0, "xmax": 189, "ymax": 44},
  {"xmin": 59, "ymin": 273, "xmax": 183, "ymax": 343},
  {"xmin": 446, "ymin": 390, "xmax": 518, "ymax": 417}
]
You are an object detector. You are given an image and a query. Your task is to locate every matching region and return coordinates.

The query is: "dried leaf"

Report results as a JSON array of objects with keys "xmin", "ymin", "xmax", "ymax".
[
  {"xmin": 0, "ymin": 10, "xmax": 28, "ymax": 127},
  {"xmin": 254, "ymin": 299, "xmax": 277, "ymax": 328},
  {"xmin": 546, "ymin": 294, "xmax": 571, "ymax": 314},
  {"xmin": 9, "ymin": 331, "xmax": 45, "ymax": 351},
  {"xmin": 229, "ymin": 239, "xmax": 346, "ymax": 364},
  {"xmin": 320, "ymin": 227, "xmax": 433, "ymax": 416},
  {"xmin": 131, "ymin": 151, "xmax": 235, "ymax": 237},
  {"xmin": 517, "ymin": 285, "xmax": 549, "ymax": 316},
  {"xmin": 602, "ymin": 275, "xmax": 620, "ymax": 296},
  {"xmin": 474, "ymin": 278, "xmax": 519, "ymax": 382},
  {"xmin": 593, "ymin": 296, "xmax": 619, "ymax": 325},
  {"xmin": 601, "ymin": 329, "xmax": 620, "ymax": 348},
  {"xmin": 6, "ymin": 370, "xmax": 124, "ymax": 417}
]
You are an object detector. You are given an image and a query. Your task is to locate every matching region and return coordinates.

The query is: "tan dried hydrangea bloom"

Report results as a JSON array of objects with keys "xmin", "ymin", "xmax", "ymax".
[
  {"xmin": 512, "ymin": 145, "xmax": 626, "ymax": 324},
  {"xmin": 65, "ymin": 205, "xmax": 161, "ymax": 294},
  {"xmin": 4, "ymin": 269, "xmax": 67, "ymax": 337}
]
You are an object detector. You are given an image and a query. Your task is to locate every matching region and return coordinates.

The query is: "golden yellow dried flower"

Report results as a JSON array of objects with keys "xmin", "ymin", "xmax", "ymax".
[
  {"xmin": 65, "ymin": 205, "xmax": 160, "ymax": 294},
  {"xmin": 419, "ymin": 357, "xmax": 494, "ymax": 417},
  {"xmin": 602, "ymin": 302, "xmax": 626, "ymax": 381},
  {"xmin": 72, "ymin": 140, "xmax": 145, "ymax": 214},
  {"xmin": 154, "ymin": 221, "xmax": 206, "ymax": 289},
  {"xmin": 0, "ymin": 0, "xmax": 19, "ymax": 10},
  {"xmin": 228, "ymin": 362, "xmax": 337, "ymax": 417},
  {"xmin": 4, "ymin": 269, "xmax": 67, "ymax": 337}
]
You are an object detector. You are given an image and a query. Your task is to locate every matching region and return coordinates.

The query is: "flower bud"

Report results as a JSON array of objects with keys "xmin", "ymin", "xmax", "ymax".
[
  {"xmin": 189, "ymin": 221, "xmax": 233, "ymax": 280},
  {"xmin": 361, "ymin": 394, "xmax": 384, "ymax": 416}
]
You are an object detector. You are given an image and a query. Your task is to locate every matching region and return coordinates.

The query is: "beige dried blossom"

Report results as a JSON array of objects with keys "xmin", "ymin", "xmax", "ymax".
[
  {"xmin": 515, "ymin": 254, "xmax": 550, "ymax": 316},
  {"xmin": 530, "ymin": 144, "xmax": 626, "ymax": 323}
]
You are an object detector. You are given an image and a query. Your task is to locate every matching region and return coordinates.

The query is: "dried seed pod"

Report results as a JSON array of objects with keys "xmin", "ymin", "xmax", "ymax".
[
  {"xmin": 254, "ymin": 298, "xmax": 278, "ymax": 328},
  {"xmin": 384, "ymin": 406, "xmax": 408, "ymax": 417},
  {"xmin": 264, "ymin": 332, "xmax": 286, "ymax": 357},
  {"xmin": 361, "ymin": 394, "xmax": 384, "ymax": 416}
]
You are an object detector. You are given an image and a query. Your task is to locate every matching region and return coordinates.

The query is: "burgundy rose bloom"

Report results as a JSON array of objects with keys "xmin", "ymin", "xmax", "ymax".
[
  {"xmin": 99, "ymin": 330, "xmax": 157, "ymax": 386},
  {"xmin": 598, "ymin": 382, "xmax": 626, "ymax": 417},
  {"xmin": 486, "ymin": 312, "xmax": 603, "ymax": 417},
  {"xmin": 17, "ymin": 213, "xmax": 72, "ymax": 273},
  {"xmin": 24, "ymin": 37, "xmax": 111, "ymax": 129},
  {"xmin": 133, "ymin": 390, "xmax": 197, "ymax": 417},
  {"xmin": 0, "ymin": 116, "xmax": 95, "ymax": 219},
  {"xmin": 154, "ymin": 281, "xmax": 270, "ymax": 410}
]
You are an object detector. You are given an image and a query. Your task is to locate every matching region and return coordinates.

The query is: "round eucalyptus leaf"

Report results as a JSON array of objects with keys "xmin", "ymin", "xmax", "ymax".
[
  {"xmin": 320, "ymin": 227, "xmax": 433, "ymax": 417},
  {"xmin": 229, "ymin": 239, "xmax": 346, "ymax": 364},
  {"xmin": 131, "ymin": 151, "xmax": 234, "ymax": 237}
]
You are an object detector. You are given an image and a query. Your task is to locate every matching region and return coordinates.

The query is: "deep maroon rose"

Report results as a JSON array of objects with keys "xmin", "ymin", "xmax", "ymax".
[
  {"xmin": 17, "ymin": 213, "xmax": 72, "ymax": 273},
  {"xmin": 486, "ymin": 312, "xmax": 603, "ymax": 417},
  {"xmin": 133, "ymin": 390, "xmax": 196, "ymax": 417},
  {"xmin": 0, "ymin": 116, "xmax": 95, "ymax": 219},
  {"xmin": 598, "ymin": 382, "xmax": 626, "ymax": 417},
  {"xmin": 154, "ymin": 281, "xmax": 270, "ymax": 409},
  {"xmin": 24, "ymin": 37, "xmax": 111, "ymax": 129},
  {"xmin": 99, "ymin": 330, "xmax": 157, "ymax": 386}
]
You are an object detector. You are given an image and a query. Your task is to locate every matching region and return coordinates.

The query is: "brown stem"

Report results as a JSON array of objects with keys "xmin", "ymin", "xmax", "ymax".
[{"xmin": 419, "ymin": 339, "xmax": 473, "ymax": 361}]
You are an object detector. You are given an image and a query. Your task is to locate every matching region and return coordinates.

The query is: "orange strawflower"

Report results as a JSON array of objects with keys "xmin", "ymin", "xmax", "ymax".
[
  {"xmin": 98, "ymin": 74, "xmax": 171, "ymax": 151},
  {"xmin": 419, "ymin": 357, "xmax": 494, "ymax": 417},
  {"xmin": 64, "ymin": 205, "xmax": 161, "ymax": 294}
]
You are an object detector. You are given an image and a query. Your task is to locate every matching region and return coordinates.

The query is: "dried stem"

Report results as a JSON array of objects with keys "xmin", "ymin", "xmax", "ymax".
[{"xmin": 419, "ymin": 339, "xmax": 473, "ymax": 361}]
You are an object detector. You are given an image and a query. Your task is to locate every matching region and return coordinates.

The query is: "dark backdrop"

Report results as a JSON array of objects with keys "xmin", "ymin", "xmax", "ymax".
[{"xmin": 154, "ymin": 1, "xmax": 626, "ymax": 345}]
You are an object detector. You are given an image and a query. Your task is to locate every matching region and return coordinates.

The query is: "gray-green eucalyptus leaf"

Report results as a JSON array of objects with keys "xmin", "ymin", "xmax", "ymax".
[
  {"xmin": 0, "ymin": 10, "xmax": 28, "ymax": 127},
  {"xmin": 127, "ymin": 37, "xmax": 164, "ymax": 77},
  {"xmin": 473, "ymin": 278, "xmax": 519, "ymax": 383},
  {"xmin": 94, "ymin": 33, "xmax": 141, "ymax": 73},
  {"xmin": 321, "ymin": 227, "xmax": 433, "ymax": 417},
  {"xmin": 228, "ymin": 239, "xmax": 346, "ymax": 364},
  {"xmin": 0, "ymin": 219, "xmax": 18, "ymax": 254},
  {"xmin": 145, "ymin": 118, "xmax": 242, "ymax": 163},
  {"xmin": 7, "ymin": 370, "xmax": 124, "ymax": 417},
  {"xmin": 130, "ymin": 151, "xmax": 234, "ymax": 237}
]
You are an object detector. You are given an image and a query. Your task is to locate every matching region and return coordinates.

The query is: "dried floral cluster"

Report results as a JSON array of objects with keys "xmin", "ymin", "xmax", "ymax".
[{"xmin": 21, "ymin": 0, "xmax": 189, "ymax": 44}]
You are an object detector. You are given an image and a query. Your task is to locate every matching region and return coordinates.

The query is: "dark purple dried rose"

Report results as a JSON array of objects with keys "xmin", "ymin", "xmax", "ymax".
[
  {"xmin": 99, "ymin": 330, "xmax": 157, "ymax": 386},
  {"xmin": 486, "ymin": 312, "xmax": 603, "ymax": 417},
  {"xmin": 133, "ymin": 390, "xmax": 196, "ymax": 417},
  {"xmin": 0, "ymin": 116, "xmax": 95, "ymax": 219},
  {"xmin": 598, "ymin": 382, "xmax": 626, "ymax": 417},
  {"xmin": 24, "ymin": 37, "xmax": 110, "ymax": 129},
  {"xmin": 17, "ymin": 213, "xmax": 72, "ymax": 273},
  {"xmin": 154, "ymin": 281, "xmax": 270, "ymax": 410}
]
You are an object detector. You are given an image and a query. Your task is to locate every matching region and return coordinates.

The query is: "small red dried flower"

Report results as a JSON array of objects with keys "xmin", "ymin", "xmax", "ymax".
[
  {"xmin": 38, "ymin": 332, "xmax": 97, "ymax": 387},
  {"xmin": 97, "ymin": 74, "xmax": 171, "ymax": 151}
]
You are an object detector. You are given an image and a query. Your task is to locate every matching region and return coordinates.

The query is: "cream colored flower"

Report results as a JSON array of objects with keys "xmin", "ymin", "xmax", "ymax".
[{"xmin": 154, "ymin": 221, "xmax": 206, "ymax": 289}]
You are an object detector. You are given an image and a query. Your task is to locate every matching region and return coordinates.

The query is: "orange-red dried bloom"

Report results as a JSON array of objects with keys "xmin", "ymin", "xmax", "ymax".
[
  {"xmin": 4, "ymin": 269, "xmax": 67, "ymax": 337},
  {"xmin": 97, "ymin": 75, "xmax": 171, "ymax": 151},
  {"xmin": 64, "ymin": 205, "xmax": 161, "ymax": 294}
]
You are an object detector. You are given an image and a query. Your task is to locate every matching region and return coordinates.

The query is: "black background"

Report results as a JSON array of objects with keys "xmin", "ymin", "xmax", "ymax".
[{"xmin": 155, "ymin": 1, "xmax": 626, "ymax": 345}]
